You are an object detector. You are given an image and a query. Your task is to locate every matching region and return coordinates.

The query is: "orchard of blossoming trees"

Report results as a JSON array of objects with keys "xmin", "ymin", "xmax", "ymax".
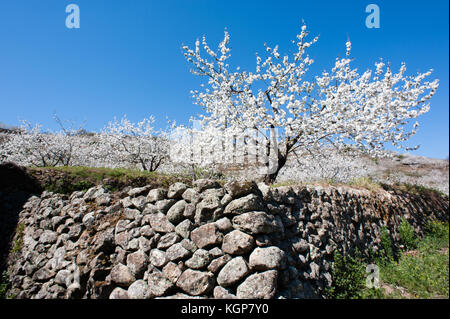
[{"xmin": 0, "ymin": 23, "xmax": 439, "ymax": 184}]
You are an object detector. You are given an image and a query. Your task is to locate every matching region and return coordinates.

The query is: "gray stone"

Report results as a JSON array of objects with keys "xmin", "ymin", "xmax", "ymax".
[
  {"xmin": 213, "ymin": 286, "xmax": 238, "ymax": 299},
  {"xmin": 68, "ymin": 225, "xmax": 83, "ymax": 240},
  {"xmin": 162, "ymin": 262, "xmax": 183, "ymax": 284},
  {"xmin": 155, "ymin": 199, "xmax": 176, "ymax": 213},
  {"xmin": 82, "ymin": 212, "xmax": 95, "ymax": 228},
  {"xmin": 33, "ymin": 267, "xmax": 55, "ymax": 282},
  {"xmin": 195, "ymin": 194, "xmax": 222, "ymax": 224},
  {"xmin": 193, "ymin": 179, "xmax": 220, "ymax": 192},
  {"xmin": 148, "ymin": 212, "xmax": 175, "ymax": 233},
  {"xmin": 128, "ymin": 186, "xmax": 151, "ymax": 197},
  {"xmin": 249, "ymin": 246, "xmax": 287, "ymax": 270},
  {"xmin": 94, "ymin": 229, "xmax": 115, "ymax": 254},
  {"xmin": 176, "ymin": 269, "xmax": 215, "ymax": 296},
  {"xmin": 166, "ymin": 200, "xmax": 187, "ymax": 225},
  {"xmin": 208, "ymin": 247, "xmax": 224, "ymax": 258},
  {"xmin": 222, "ymin": 230, "xmax": 255, "ymax": 255},
  {"xmin": 39, "ymin": 230, "xmax": 58, "ymax": 245},
  {"xmin": 215, "ymin": 217, "xmax": 233, "ymax": 233},
  {"xmin": 157, "ymin": 232, "xmax": 181, "ymax": 250},
  {"xmin": 109, "ymin": 287, "xmax": 129, "ymax": 299},
  {"xmin": 217, "ymin": 256, "xmax": 250, "ymax": 287},
  {"xmin": 110, "ymin": 264, "xmax": 136, "ymax": 287},
  {"xmin": 175, "ymin": 219, "xmax": 193, "ymax": 239},
  {"xmin": 127, "ymin": 280, "xmax": 151, "ymax": 299},
  {"xmin": 127, "ymin": 250, "xmax": 148, "ymax": 278},
  {"xmin": 190, "ymin": 224, "xmax": 223, "ymax": 249},
  {"xmin": 146, "ymin": 188, "xmax": 167, "ymax": 203},
  {"xmin": 131, "ymin": 196, "xmax": 147, "ymax": 210},
  {"xmin": 147, "ymin": 271, "xmax": 173, "ymax": 297},
  {"xmin": 166, "ymin": 243, "xmax": 192, "ymax": 261},
  {"xmin": 207, "ymin": 255, "xmax": 232, "ymax": 274},
  {"xmin": 96, "ymin": 193, "xmax": 111, "ymax": 206},
  {"xmin": 236, "ymin": 270, "xmax": 278, "ymax": 299},
  {"xmin": 232, "ymin": 211, "xmax": 279, "ymax": 235},
  {"xmin": 224, "ymin": 194, "xmax": 264, "ymax": 215},
  {"xmin": 167, "ymin": 182, "xmax": 188, "ymax": 199},
  {"xmin": 149, "ymin": 249, "xmax": 168, "ymax": 268},
  {"xmin": 182, "ymin": 188, "xmax": 201, "ymax": 204},
  {"xmin": 224, "ymin": 180, "xmax": 258, "ymax": 198},
  {"xmin": 185, "ymin": 249, "xmax": 212, "ymax": 269},
  {"xmin": 140, "ymin": 225, "xmax": 155, "ymax": 238}
]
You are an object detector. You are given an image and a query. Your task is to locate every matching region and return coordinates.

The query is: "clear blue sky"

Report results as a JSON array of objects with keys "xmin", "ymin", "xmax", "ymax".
[{"xmin": 0, "ymin": 0, "xmax": 448, "ymax": 159}]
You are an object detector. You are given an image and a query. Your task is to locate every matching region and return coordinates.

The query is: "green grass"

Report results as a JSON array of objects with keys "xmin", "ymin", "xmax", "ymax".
[
  {"xmin": 28, "ymin": 166, "xmax": 192, "ymax": 194},
  {"xmin": 327, "ymin": 219, "xmax": 449, "ymax": 299},
  {"xmin": 379, "ymin": 219, "xmax": 449, "ymax": 299},
  {"xmin": 10, "ymin": 223, "xmax": 25, "ymax": 254}
]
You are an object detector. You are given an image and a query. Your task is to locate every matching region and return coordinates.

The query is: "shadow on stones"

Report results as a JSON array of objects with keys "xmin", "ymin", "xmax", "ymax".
[{"xmin": 0, "ymin": 162, "xmax": 42, "ymax": 274}]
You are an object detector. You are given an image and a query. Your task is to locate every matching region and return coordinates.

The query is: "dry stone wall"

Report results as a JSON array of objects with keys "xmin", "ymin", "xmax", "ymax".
[{"xmin": 5, "ymin": 179, "xmax": 449, "ymax": 299}]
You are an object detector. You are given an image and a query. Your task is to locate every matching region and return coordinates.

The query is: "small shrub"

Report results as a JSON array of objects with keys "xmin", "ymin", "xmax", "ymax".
[
  {"xmin": 11, "ymin": 223, "xmax": 25, "ymax": 254},
  {"xmin": 398, "ymin": 218, "xmax": 418, "ymax": 250},
  {"xmin": 380, "ymin": 226, "xmax": 394, "ymax": 261},
  {"xmin": 326, "ymin": 250, "xmax": 367, "ymax": 299}
]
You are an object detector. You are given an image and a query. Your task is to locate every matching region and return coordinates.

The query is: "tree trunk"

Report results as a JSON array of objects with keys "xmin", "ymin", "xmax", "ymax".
[{"xmin": 262, "ymin": 153, "xmax": 287, "ymax": 184}]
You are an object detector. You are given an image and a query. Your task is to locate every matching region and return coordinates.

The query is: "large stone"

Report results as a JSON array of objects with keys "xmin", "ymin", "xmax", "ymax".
[
  {"xmin": 94, "ymin": 229, "xmax": 115, "ymax": 254},
  {"xmin": 147, "ymin": 271, "xmax": 174, "ymax": 297},
  {"xmin": 221, "ymin": 230, "xmax": 255, "ymax": 255},
  {"xmin": 39, "ymin": 230, "xmax": 58, "ymax": 245},
  {"xmin": 249, "ymin": 247, "xmax": 287, "ymax": 270},
  {"xmin": 167, "ymin": 182, "xmax": 188, "ymax": 199},
  {"xmin": 157, "ymin": 232, "xmax": 181, "ymax": 250},
  {"xmin": 149, "ymin": 249, "xmax": 168, "ymax": 268},
  {"xmin": 224, "ymin": 194, "xmax": 264, "ymax": 215},
  {"xmin": 109, "ymin": 287, "xmax": 129, "ymax": 299},
  {"xmin": 232, "ymin": 211, "xmax": 279, "ymax": 235},
  {"xmin": 166, "ymin": 200, "xmax": 187, "ymax": 225},
  {"xmin": 175, "ymin": 219, "xmax": 193, "ymax": 239},
  {"xmin": 127, "ymin": 250, "xmax": 148, "ymax": 278},
  {"xmin": 127, "ymin": 280, "xmax": 151, "ymax": 299},
  {"xmin": 128, "ymin": 186, "xmax": 151, "ymax": 197},
  {"xmin": 185, "ymin": 249, "xmax": 212, "ymax": 270},
  {"xmin": 166, "ymin": 243, "xmax": 192, "ymax": 261},
  {"xmin": 207, "ymin": 254, "xmax": 232, "ymax": 274},
  {"xmin": 190, "ymin": 224, "xmax": 223, "ymax": 249},
  {"xmin": 146, "ymin": 188, "xmax": 167, "ymax": 203},
  {"xmin": 182, "ymin": 188, "xmax": 201, "ymax": 204},
  {"xmin": 195, "ymin": 193, "xmax": 222, "ymax": 224},
  {"xmin": 213, "ymin": 286, "xmax": 238, "ymax": 299},
  {"xmin": 193, "ymin": 179, "xmax": 220, "ymax": 192},
  {"xmin": 217, "ymin": 256, "xmax": 250, "ymax": 287},
  {"xmin": 224, "ymin": 180, "xmax": 258, "ymax": 198},
  {"xmin": 176, "ymin": 269, "xmax": 215, "ymax": 296},
  {"xmin": 155, "ymin": 199, "xmax": 176, "ymax": 214},
  {"xmin": 236, "ymin": 270, "xmax": 278, "ymax": 299},
  {"xmin": 110, "ymin": 264, "xmax": 136, "ymax": 287},
  {"xmin": 148, "ymin": 212, "xmax": 175, "ymax": 233},
  {"xmin": 162, "ymin": 262, "xmax": 183, "ymax": 284}
]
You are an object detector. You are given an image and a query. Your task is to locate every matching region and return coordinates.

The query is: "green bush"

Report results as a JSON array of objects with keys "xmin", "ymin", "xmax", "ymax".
[
  {"xmin": 398, "ymin": 218, "xmax": 418, "ymax": 250},
  {"xmin": 326, "ymin": 250, "xmax": 367, "ymax": 299},
  {"xmin": 380, "ymin": 226, "xmax": 394, "ymax": 261}
]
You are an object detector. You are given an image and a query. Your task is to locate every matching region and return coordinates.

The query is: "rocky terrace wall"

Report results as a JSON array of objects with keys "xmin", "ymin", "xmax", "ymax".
[{"xmin": 5, "ymin": 179, "xmax": 449, "ymax": 299}]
